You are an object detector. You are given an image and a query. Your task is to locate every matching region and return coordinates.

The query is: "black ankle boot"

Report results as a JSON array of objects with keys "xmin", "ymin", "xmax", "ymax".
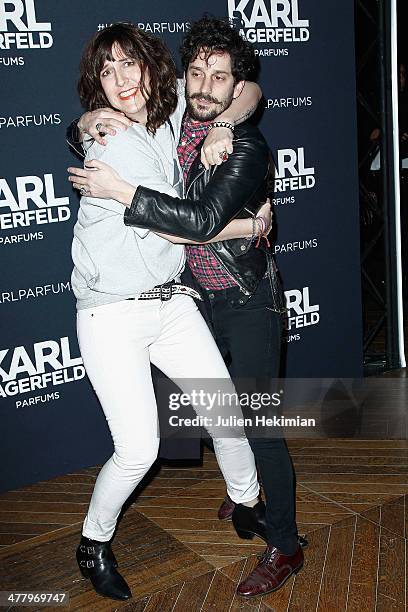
[
  {"xmin": 232, "ymin": 503, "xmax": 309, "ymax": 549},
  {"xmin": 232, "ymin": 501, "xmax": 267, "ymax": 541},
  {"xmin": 76, "ymin": 536, "xmax": 132, "ymax": 601}
]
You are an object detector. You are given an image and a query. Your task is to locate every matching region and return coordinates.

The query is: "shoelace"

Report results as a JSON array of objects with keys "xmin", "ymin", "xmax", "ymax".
[{"xmin": 256, "ymin": 547, "xmax": 278, "ymax": 565}]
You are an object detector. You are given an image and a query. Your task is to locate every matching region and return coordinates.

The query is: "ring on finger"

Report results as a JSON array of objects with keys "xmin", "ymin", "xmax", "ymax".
[
  {"xmin": 95, "ymin": 122, "xmax": 104, "ymax": 133},
  {"xmin": 79, "ymin": 186, "xmax": 89, "ymax": 196},
  {"xmin": 219, "ymin": 150, "xmax": 228, "ymax": 162}
]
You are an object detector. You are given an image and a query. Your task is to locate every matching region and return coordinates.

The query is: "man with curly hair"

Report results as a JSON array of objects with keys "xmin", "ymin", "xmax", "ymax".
[{"xmin": 68, "ymin": 16, "xmax": 304, "ymax": 597}]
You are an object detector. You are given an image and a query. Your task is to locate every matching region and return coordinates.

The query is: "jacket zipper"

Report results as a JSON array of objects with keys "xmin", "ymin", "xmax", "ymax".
[
  {"xmin": 207, "ymin": 163, "xmax": 270, "ymax": 295},
  {"xmin": 186, "ymin": 166, "xmax": 251, "ymax": 295},
  {"xmin": 207, "ymin": 244, "xmax": 251, "ymax": 295},
  {"xmin": 186, "ymin": 167, "xmax": 206, "ymax": 198}
]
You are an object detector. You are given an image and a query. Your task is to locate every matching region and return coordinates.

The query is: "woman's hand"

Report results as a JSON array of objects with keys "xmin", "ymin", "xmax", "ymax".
[
  {"xmin": 67, "ymin": 159, "xmax": 135, "ymax": 206},
  {"xmin": 78, "ymin": 108, "xmax": 133, "ymax": 145},
  {"xmin": 201, "ymin": 126, "xmax": 234, "ymax": 170}
]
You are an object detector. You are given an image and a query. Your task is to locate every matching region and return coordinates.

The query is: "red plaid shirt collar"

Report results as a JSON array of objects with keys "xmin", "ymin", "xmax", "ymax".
[{"xmin": 184, "ymin": 114, "xmax": 212, "ymax": 134}]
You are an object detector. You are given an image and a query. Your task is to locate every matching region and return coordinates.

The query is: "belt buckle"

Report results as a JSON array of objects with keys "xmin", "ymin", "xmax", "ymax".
[{"xmin": 160, "ymin": 282, "xmax": 173, "ymax": 301}]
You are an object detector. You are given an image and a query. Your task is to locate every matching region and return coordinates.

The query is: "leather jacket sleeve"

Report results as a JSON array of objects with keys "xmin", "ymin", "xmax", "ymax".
[
  {"xmin": 66, "ymin": 119, "xmax": 85, "ymax": 159},
  {"xmin": 66, "ymin": 119, "xmax": 95, "ymax": 160},
  {"xmin": 124, "ymin": 128, "xmax": 270, "ymax": 242}
]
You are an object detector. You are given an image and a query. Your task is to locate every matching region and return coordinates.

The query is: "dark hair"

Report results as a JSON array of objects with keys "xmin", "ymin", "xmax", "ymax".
[
  {"xmin": 78, "ymin": 23, "xmax": 177, "ymax": 134},
  {"xmin": 180, "ymin": 15, "xmax": 258, "ymax": 82}
]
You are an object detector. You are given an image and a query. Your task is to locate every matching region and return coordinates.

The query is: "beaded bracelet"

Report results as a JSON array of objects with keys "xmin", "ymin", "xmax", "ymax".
[
  {"xmin": 247, "ymin": 216, "xmax": 263, "ymax": 243},
  {"xmin": 247, "ymin": 216, "xmax": 257, "ymax": 242},
  {"xmin": 208, "ymin": 121, "xmax": 235, "ymax": 132}
]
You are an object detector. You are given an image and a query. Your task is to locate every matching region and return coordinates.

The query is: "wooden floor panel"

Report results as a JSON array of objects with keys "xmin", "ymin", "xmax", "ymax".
[
  {"xmin": 315, "ymin": 516, "xmax": 356, "ymax": 611},
  {"xmin": 0, "ymin": 508, "xmax": 214, "ymax": 611},
  {"xmin": 0, "ymin": 439, "xmax": 407, "ymax": 611},
  {"xmin": 135, "ymin": 478, "xmax": 349, "ymax": 566}
]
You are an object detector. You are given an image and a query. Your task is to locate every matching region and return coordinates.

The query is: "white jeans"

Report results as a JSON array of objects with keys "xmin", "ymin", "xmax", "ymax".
[{"xmin": 77, "ymin": 295, "xmax": 259, "ymax": 541}]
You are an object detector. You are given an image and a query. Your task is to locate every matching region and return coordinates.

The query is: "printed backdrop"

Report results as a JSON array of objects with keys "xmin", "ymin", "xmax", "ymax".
[{"xmin": 0, "ymin": 1, "xmax": 362, "ymax": 490}]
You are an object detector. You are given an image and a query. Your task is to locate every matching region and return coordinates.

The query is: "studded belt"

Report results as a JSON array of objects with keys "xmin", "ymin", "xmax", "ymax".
[{"xmin": 127, "ymin": 280, "xmax": 203, "ymax": 302}]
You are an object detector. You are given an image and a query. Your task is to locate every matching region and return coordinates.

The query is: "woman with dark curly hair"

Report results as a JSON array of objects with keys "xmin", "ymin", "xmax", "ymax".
[
  {"xmin": 77, "ymin": 23, "xmax": 178, "ymax": 136},
  {"xmin": 70, "ymin": 23, "xmax": 269, "ymax": 602}
]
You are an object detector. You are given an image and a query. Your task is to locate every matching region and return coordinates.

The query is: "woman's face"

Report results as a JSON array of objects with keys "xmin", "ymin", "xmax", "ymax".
[{"xmin": 100, "ymin": 43, "xmax": 150, "ymax": 123}]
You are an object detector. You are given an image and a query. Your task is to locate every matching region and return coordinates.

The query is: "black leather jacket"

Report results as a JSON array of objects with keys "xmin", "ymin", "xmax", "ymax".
[{"xmin": 124, "ymin": 121, "xmax": 284, "ymax": 308}]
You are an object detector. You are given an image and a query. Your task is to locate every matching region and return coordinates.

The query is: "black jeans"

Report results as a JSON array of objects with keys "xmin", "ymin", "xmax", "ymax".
[{"xmin": 201, "ymin": 277, "xmax": 298, "ymax": 555}]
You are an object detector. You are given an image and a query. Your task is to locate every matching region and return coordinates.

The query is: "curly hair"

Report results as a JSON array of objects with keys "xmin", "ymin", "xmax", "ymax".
[
  {"xmin": 78, "ymin": 23, "xmax": 177, "ymax": 134},
  {"xmin": 180, "ymin": 15, "xmax": 258, "ymax": 82}
]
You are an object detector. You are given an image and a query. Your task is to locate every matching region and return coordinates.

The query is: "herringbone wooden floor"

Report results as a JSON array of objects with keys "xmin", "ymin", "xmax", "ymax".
[{"xmin": 1, "ymin": 438, "xmax": 407, "ymax": 611}]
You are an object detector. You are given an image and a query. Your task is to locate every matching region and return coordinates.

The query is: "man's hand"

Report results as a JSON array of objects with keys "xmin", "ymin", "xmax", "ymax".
[
  {"xmin": 78, "ymin": 108, "xmax": 133, "ymax": 145},
  {"xmin": 67, "ymin": 159, "xmax": 134, "ymax": 205},
  {"xmin": 201, "ymin": 126, "xmax": 234, "ymax": 170}
]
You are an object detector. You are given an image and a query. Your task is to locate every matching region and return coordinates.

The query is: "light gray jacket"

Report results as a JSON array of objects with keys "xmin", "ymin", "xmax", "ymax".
[{"xmin": 71, "ymin": 85, "xmax": 186, "ymax": 310}]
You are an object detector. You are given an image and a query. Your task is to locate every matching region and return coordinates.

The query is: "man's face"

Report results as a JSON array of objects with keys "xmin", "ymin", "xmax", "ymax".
[{"xmin": 185, "ymin": 49, "xmax": 244, "ymax": 121}]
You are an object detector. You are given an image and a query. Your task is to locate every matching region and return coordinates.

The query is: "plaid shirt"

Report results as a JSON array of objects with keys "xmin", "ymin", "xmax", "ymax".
[{"xmin": 177, "ymin": 115, "xmax": 236, "ymax": 290}]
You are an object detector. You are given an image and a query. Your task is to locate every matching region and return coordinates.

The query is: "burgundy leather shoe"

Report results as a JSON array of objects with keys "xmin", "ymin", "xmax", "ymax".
[
  {"xmin": 236, "ymin": 544, "xmax": 303, "ymax": 597},
  {"xmin": 217, "ymin": 495, "xmax": 235, "ymax": 520}
]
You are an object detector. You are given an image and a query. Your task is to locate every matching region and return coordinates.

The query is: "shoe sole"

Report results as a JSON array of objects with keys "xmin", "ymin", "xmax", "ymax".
[
  {"xmin": 235, "ymin": 527, "xmax": 267, "ymax": 542},
  {"xmin": 79, "ymin": 569, "xmax": 132, "ymax": 601},
  {"xmin": 237, "ymin": 562, "xmax": 304, "ymax": 598}
]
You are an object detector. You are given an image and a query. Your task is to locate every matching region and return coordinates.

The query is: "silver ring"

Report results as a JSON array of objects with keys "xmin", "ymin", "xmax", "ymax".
[
  {"xmin": 95, "ymin": 122, "xmax": 104, "ymax": 133},
  {"xmin": 79, "ymin": 186, "xmax": 89, "ymax": 196}
]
